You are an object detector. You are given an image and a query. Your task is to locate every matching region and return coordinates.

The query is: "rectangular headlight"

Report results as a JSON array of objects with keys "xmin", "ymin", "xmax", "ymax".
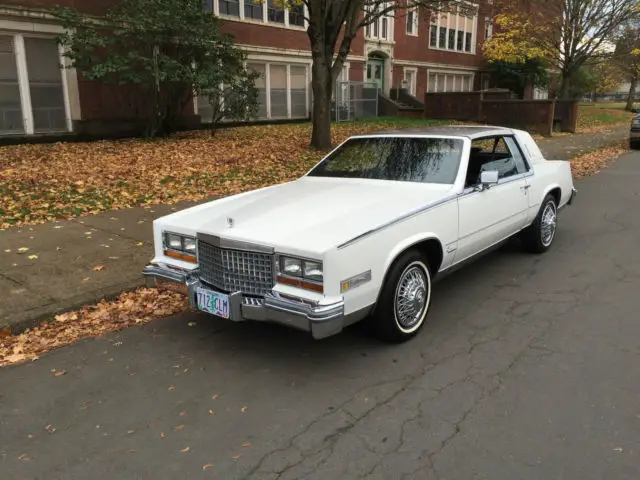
[
  {"xmin": 165, "ymin": 233, "xmax": 183, "ymax": 250},
  {"xmin": 281, "ymin": 257, "xmax": 303, "ymax": 277},
  {"xmin": 277, "ymin": 255, "xmax": 323, "ymax": 292},
  {"xmin": 303, "ymin": 260, "xmax": 323, "ymax": 281},
  {"xmin": 163, "ymin": 232, "xmax": 197, "ymax": 263}
]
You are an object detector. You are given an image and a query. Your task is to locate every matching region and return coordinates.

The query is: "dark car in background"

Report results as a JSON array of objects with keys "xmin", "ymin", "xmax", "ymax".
[{"xmin": 630, "ymin": 112, "xmax": 640, "ymax": 149}]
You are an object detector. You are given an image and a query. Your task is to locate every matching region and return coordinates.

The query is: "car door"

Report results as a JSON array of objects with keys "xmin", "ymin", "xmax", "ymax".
[{"xmin": 455, "ymin": 135, "xmax": 531, "ymax": 262}]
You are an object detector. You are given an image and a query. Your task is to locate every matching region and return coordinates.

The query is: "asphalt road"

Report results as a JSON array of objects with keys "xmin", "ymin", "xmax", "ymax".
[{"xmin": 2, "ymin": 152, "xmax": 640, "ymax": 480}]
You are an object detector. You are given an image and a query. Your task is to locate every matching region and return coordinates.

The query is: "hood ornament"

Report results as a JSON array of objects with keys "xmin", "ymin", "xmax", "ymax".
[{"xmin": 226, "ymin": 217, "xmax": 234, "ymax": 228}]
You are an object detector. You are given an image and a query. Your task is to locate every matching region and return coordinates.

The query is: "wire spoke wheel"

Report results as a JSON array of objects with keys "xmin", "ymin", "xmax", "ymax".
[{"xmin": 394, "ymin": 261, "xmax": 430, "ymax": 333}]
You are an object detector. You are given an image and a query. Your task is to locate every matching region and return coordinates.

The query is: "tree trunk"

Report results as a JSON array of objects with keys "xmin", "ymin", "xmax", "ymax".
[
  {"xmin": 558, "ymin": 70, "xmax": 573, "ymax": 99},
  {"xmin": 625, "ymin": 78, "xmax": 637, "ymax": 111},
  {"xmin": 310, "ymin": 54, "xmax": 334, "ymax": 150}
]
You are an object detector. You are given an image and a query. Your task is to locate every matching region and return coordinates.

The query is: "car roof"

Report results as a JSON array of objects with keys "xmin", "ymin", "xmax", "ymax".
[{"xmin": 355, "ymin": 125, "xmax": 516, "ymax": 140}]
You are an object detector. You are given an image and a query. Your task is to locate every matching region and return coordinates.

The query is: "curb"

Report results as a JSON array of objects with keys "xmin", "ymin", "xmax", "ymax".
[{"xmin": 1, "ymin": 278, "xmax": 146, "ymax": 335}]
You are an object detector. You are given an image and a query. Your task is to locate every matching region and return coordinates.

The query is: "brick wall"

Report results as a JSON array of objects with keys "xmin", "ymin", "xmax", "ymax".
[
  {"xmin": 1, "ymin": 0, "xmax": 119, "ymax": 14},
  {"xmin": 424, "ymin": 92, "xmax": 483, "ymax": 121},
  {"xmin": 481, "ymin": 100, "xmax": 554, "ymax": 136}
]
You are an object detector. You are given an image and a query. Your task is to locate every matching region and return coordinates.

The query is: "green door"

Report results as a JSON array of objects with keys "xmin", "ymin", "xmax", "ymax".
[{"xmin": 366, "ymin": 58, "xmax": 385, "ymax": 91}]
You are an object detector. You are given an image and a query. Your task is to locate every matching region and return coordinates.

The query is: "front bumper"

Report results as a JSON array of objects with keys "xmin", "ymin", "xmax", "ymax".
[{"xmin": 143, "ymin": 263, "xmax": 345, "ymax": 339}]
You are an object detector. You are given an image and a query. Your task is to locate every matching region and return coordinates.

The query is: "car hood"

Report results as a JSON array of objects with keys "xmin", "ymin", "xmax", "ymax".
[{"xmin": 158, "ymin": 177, "xmax": 454, "ymax": 254}]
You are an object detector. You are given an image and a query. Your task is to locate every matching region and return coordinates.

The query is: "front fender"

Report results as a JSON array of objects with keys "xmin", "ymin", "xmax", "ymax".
[{"xmin": 383, "ymin": 233, "xmax": 443, "ymax": 278}]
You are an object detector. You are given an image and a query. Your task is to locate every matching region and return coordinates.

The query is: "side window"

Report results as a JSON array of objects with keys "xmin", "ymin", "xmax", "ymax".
[
  {"xmin": 479, "ymin": 137, "xmax": 518, "ymax": 180},
  {"xmin": 504, "ymin": 136, "xmax": 530, "ymax": 173}
]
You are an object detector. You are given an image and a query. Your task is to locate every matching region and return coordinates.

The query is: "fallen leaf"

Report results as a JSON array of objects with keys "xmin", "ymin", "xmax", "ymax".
[
  {"xmin": 17, "ymin": 247, "xmax": 29, "ymax": 253},
  {"xmin": 168, "ymin": 386, "xmax": 176, "ymax": 391},
  {"xmin": 202, "ymin": 463, "xmax": 214, "ymax": 471},
  {"xmin": 45, "ymin": 424, "xmax": 57, "ymax": 433},
  {"xmin": 54, "ymin": 225, "xmax": 63, "ymax": 229},
  {"xmin": 0, "ymin": 287, "xmax": 187, "ymax": 367},
  {"xmin": 241, "ymin": 406, "xmax": 248, "ymax": 412},
  {"xmin": 232, "ymin": 454, "xmax": 242, "ymax": 460},
  {"xmin": 160, "ymin": 432, "xmax": 166, "ymax": 438},
  {"xmin": 92, "ymin": 265, "xmax": 105, "ymax": 271},
  {"xmin": 53, "ymin": 370, "xmax": 66, "ymax": 377},
  {"xmin": 208, "ymin": 409, "xmax": 214, "ymax": 415},
  {"xmin": 127, "ymin": 430, "xmax": 135, "ymax": 434},
  {"xmin": 4, "ymin": 249, "xmax": 10, "ymax": 253},
  {"xmin": 136, "ymin": 242, "xmax": 144, "ymax": 246},
  {"xmin": 187, "ymin": 322, "xmax": 196, "ymax": 327},
  {"xmin": 180, "ymin": 446, "xmax": 190, "ymax": 453},
  {"xmin": 179, "ymin": 411, "xmax": 186, "ymax": 416},
  {"xmin": 174, "ymin": 425, "xmax": 185, "ymax": 430},
  {"xmin": 28, "ymin": 254, "xmax": 38, "ymax": 260},
  {"xmin": 211, "ymin": 394, "xmax": 219, "ymax": 400},
  {"xmin": 242, "ymin": 442, "xmax": 252, "ymax": 447}
]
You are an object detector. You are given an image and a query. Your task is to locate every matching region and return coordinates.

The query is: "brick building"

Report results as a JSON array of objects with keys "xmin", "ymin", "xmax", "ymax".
[{"xmin": 0, "ymin": 0, "xmax": 496, "ymax": 137}]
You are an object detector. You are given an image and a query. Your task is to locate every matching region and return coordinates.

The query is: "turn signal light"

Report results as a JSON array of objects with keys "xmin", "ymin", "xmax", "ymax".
[
  {"xmin": 163, "ymin": 250, "xmax": 197, "ymax": 264},
  {"xmin": 276, "ymin": 275, "xmax": 324, "ymax": 293}
]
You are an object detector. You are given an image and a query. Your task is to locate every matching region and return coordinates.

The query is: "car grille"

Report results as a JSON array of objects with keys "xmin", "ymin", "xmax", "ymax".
[{"xmin": 197, "ymin": 240, "xmax": 274, "ymax": 297}]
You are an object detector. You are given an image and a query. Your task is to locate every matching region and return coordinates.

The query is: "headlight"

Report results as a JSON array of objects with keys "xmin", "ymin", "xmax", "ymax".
[
  {"xmin": 163, "ymin": 231, "xmax": 197, "ymax": 263},
  {"xmin": 303, "ymin": 261, "xmax": 323, "ymax": 281},
  {"xmin": 277, "ymin": 255, "xmax": 323, "ymax": 292},
  {"xmin": 282, "ymin": 257, "xmax": 303, "ymax": 276},
  {"xmin": 183, "ymin": 237, "xmax": 197, "ymax": 253}
]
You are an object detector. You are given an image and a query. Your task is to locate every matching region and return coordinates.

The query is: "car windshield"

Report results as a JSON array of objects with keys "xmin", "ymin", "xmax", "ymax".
[{"xmin": 307, "ymin": 136, "xmax": 464, "ymax": 184}]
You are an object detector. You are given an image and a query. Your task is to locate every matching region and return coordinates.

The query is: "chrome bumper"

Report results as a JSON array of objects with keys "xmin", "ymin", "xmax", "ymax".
[{"xmin": 143, "ymin": 264, "xmax": 345, "ymax": 339}]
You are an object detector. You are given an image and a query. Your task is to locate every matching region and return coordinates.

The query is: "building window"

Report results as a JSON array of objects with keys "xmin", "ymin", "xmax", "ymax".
[
  {"xmin": 0, "ymin": 35, "xmax": 23, "ymax": 134},
  {"xmin": 427, "ymin": 71, "xmax": 474, "ymax": 93},
  {"xmin": 267, "ymin": 0, "xmax": 285, "ymax": 23},
  {"xmin": 239, "ymin": 61, "xmax": 308, "ymax": 121},
  {"xmin": 248, "ymin": 63, "xmax": 267, "ymax": 118},
  {"xmin": 289, "ymin": 3, "xmax": 305, "ymax": 27},
  {"xmin": 403, "ymin": 68, "xmax": 417, "ymax": 96},
  {"xmin": 244, "ymin": 0, "xmax": 263, "ymax": 20},
  {"xmin": 430, "ymin": 3, "xmax": 477, "ymax": 54},
  {"xmin": 218, "ymin": 0, "xmax": 240, "ymax": 17},
  {"xmin": 406, "ymin": 7, "xmax": 418, "ymax": 36},
  {"xmin": 439, "ymin": 27, "xmax": 447, "ymax": 48},
  {"xmin": 365, "ymin": 2, "xmax": 392, "ymax": 41},
  {"xmin": 0, "ymin": 33, "xmax": 69, "ymax": 136},
  {"xmin": 484, "ymin": 16, "xmax": 493, "ymax": 40}
]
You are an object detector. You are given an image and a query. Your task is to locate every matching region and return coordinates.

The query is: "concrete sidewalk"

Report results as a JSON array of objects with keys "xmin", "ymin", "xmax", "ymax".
[{"xmin": 0, "ymin": 125, "xmax": 630, "ymax": 333}]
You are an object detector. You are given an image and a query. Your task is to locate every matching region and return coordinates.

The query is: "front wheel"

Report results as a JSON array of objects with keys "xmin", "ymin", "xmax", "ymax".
[
  {"xmin": 521, "ymin": 194, "xmax": 558, "ymax": 253},
  {"xmin": 370, "ymin": 250, "xmax": 432, "ymax": 343}
]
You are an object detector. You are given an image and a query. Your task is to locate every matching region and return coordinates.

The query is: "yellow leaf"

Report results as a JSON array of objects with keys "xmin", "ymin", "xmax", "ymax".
[
  {"xmin": 28, "ymin": 254, "xmax": 38, "ymax": 260},
  {"xmin": 180, "ymin": 446, "xmax": 190, "ymax": 453},
  {"xmin": 92, "ymin": 265, "xmax": 105, "ymax": 271}
]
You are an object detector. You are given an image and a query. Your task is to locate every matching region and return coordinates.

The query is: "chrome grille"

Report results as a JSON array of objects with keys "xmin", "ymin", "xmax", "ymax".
[{"xmin": 198, "ymin": 241, "xmax": 274, "ymax": 296}]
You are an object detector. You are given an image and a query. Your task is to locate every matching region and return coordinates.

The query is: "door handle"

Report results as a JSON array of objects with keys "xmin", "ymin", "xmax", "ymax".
[{"xmin": 520, "ymin": 185, "xmax": 531, "ymax": 191}]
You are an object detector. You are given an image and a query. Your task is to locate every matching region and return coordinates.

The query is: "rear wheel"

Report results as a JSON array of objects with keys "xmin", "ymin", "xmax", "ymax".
[
  {"xmin": 370, "ymin": 249, "xmax": 432, "ymax": 343},
  {"xmin": 521, "ymin": 194, "xmax": 557, "ymax": 254}
]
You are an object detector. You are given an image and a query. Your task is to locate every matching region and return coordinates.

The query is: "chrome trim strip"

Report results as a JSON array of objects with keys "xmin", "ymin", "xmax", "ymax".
[
  {"xmin": 143, "ymin": 263, "xmax": 191, "ymax": 283},
  {"xmin": 264, "ymin": 292, "xmax": 344, "ymax": 321},
  {"xmin": 196, "ymin": 233, "xmax": 275, "ymax": 254},
  {"xmin": 460, "ymin": 171, "xmax": 533, "ymax": 197},
  {"xmin": 337, "ymin": 193, "xmax": 459, "ymax": 249}
]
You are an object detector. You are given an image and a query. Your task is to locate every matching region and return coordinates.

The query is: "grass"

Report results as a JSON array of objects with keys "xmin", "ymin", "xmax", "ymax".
[{"xmin": 577, "ymin": 104, "xmax": 633, "ymax": 131}]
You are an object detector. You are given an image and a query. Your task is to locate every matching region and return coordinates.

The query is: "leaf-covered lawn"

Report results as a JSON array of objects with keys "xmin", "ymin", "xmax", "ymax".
[
  {"xmin": 0, "ymin": 117, "xmax": 452, "ymax": 229},
  {"xmin": 577, "ymin": 105, "xmax": 633, "ymax": 132},
  {"xmin": 0, "ymin": 109, "xmax": 629, "ymax": 229}
]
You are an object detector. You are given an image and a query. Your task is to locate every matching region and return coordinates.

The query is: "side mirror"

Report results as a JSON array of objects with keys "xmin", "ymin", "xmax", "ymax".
[{"xmin": 477, "ymin": 170, "xmax": 499, "ymax": 191}]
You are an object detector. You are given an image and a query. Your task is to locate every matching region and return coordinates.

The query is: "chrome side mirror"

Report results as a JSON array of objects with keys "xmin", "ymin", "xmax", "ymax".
[{"xmin": 476, "ymin": 170, "xmax": 499, "ymax": 191}]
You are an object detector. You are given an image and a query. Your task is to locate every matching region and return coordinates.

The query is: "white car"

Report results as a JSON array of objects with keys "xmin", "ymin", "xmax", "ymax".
[{"xmin": 144, "ymin": 126, "xmax": 576, "ymax": 343}]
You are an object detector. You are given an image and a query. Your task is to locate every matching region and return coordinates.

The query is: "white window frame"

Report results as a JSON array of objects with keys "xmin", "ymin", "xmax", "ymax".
[
  {"xmin": 406, "ymin": 7, "xmax": 419, "ymax": 36},
  {"xmin": 1, "ymin": 31, "xmax": 73, "ymax": 135},
  {"xmin": 403, "ymin": 67, "xmax": 418, "ymax": 96},
  {"xmin": 484, "ymin": 16, "xmax": 493, "ymax": 41},
  {"xmin": 212, "ymin": 0, "xmax": 309, "ymax": 30},
  {"xmin": 365, "ymin": 2, "xmax": 394, "ymax": 42},
  {"xmin": 199, "ymin": 59, "xmax": 310, "ymax": 121},
  {"xmin": 427, "ymin": 69, "xmax": 475, "ymax": 93},
  {"xmin": 428, "ymin": 1, "xmax": 478, "ymax": 55}
]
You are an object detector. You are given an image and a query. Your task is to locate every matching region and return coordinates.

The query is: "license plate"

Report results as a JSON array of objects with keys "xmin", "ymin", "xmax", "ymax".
[{"xmin": 196, "ymin": 287, "xmax": 230, "ymax": 319}]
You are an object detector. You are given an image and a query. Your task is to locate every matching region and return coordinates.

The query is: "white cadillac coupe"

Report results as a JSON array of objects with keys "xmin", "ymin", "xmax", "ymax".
[{"xmin": 144, "ymin": 125, "xmax": 576, "ymax": 342}]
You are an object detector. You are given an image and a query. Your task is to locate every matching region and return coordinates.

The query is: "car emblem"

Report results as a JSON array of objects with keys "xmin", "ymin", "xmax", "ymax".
[{"xmin": 226, "ymin": 217, "xmax": 234, "ymax": 228}]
